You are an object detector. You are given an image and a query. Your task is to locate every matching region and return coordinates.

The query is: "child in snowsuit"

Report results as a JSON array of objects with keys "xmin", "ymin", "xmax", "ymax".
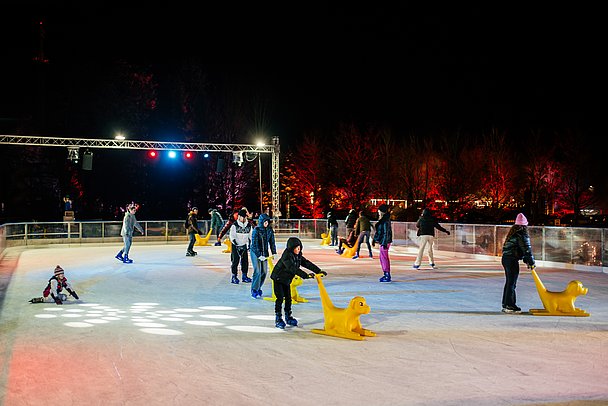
[
  {"xmin": 250, "ymin": 213, "xmax": 277, "ymax": 299},
  {"xmin": 229, "ymin": 209, "xmax": 253, "ymax": 284},
  {"xmin": 29, "ymin": 265, "xmax": 79, "ymax": 305},
  {"xmin": 270, "ymin": 237, "xmax": 326, "ymax": 329}
]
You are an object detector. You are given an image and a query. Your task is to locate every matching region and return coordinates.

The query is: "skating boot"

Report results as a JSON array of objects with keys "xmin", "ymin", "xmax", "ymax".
[
  {"xmin": 275, "ymin": 314, "xmax": 286, "ymax": 329},
  {"xmin": 241, "ymin": 275, "xmax": 252, "ymax": 283},
  {"xmin": 186, "ymin": 251, "xmax": 195, "ymax": 256},
  {"xmin": 286, "ymin": 312, "xmax": 298, "ymax": 327},
  {"xmin": 123, "ymin": 255, "xmax": 133, "ymax": 264},
  {"xmin": 214, "ymin": 241, "xmax": 222, "ymax": 246},
  {"xmin": 115, "ymin": 250, "xmax": 124, "ymax": 262},
  {"xmin": 379, "ymin": 272, "xmax": 391, "ymax": 282},
  {"xmin": 29, "ymin": 297, "xmax": 44, "ymax": 304},
  {"xmin": 231, "ymin": 275, "xmax": 239, "ymax": 284}
]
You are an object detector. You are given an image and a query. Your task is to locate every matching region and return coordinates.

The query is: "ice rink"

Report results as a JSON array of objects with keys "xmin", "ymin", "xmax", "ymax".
[{"xmin": 1, "ymin": 239, "xmax": 607, "ymax": 406}]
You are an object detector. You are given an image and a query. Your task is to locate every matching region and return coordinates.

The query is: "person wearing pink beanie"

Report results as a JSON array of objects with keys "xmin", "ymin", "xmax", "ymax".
[{"xmin": 500, "ymin": 213, "xmax": 535, "ymax": 313}]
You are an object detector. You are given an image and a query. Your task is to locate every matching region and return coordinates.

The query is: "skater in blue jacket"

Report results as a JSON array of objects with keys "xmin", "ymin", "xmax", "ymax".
[{"xmin": 250, "ymin": 213, "xmax": 277, "ymax": 299}]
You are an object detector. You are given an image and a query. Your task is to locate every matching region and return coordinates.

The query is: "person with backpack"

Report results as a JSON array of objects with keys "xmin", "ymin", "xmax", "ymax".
[
  {"xmin": 209, "ymin": 207, "xmax": 224, "ymax": 246},
  {"xmin": 185, "ymin": 207, "xmax": 203, "ymax": 256}
]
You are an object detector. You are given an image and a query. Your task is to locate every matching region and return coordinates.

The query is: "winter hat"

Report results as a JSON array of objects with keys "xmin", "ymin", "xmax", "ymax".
[
  {"xmin": 515, "ymin": 213, "xmax": 528, "ymax": 226},
  {"xmin": 377, "ymin": 204, "xmax": 389, "ymax": 213},
  {"xmin": 238, "ymin": 209, "xmax": 248, "ymax": 217},
  {"xmin": 191, "ymin": 207, "xmax": 198, "ymax": 211},
  {"xmin": 54, "ymin": 265, "xmax": 64, "ymax": 277}
]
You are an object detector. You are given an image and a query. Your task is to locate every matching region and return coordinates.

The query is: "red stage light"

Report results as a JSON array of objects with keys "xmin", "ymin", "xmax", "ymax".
[
  {"xmin": 184, "ymin": 151, "xmax": 194, "ymax": 159},
  {"xmin": 148, "ymin": 150, "xmax": 158, "ymax": 158}
]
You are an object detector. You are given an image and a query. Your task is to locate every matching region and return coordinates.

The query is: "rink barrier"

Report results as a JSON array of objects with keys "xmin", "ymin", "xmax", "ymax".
[{"xmin": 0, "ymin": 219, "xmax": 606, "ymax": 271}]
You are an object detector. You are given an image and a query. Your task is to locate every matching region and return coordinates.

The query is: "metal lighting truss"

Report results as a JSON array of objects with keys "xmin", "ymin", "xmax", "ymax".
[{"xmin": 0, "ymin": 134, "xmax": 281, "ymax": 218}]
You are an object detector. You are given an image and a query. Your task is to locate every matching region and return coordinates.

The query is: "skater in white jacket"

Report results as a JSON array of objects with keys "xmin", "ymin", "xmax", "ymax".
[{"xmin": 228, "ymin": 209, "xmax": 252, "ymax": 284}]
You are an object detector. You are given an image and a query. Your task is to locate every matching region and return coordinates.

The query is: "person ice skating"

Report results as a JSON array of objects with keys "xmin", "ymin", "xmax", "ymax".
[
  {"xmin": 501, "ymin": 213, "xmax": 535, "ymax": 314},
  {"xmin": 336, "ymin": 229, "xmax": 357, "ymax": 255},
  {"xmin": 185, "ymin": 207, "xmax": 203, "ymax": 256},
  {"xmin": 270, "ymin": 237, "xmax": 327, "ymax": 329},
  {"xmin": 250, "ymin": 213, "xmax": 277, "ymax": 298},
  {"xmin": 115, "ymin": 202, "xmax": 144, "ymax": 263},
  {"xmin": 353, "ymin": 210, "xmax": 373, "ymax": 259},
  {"xmin": 29, "ymin": 265, "xmax": 79, "ymax": 305},
  {"xmin": 217, "ymin": 209, "xmax": 239, "ymax": 245},
  {"xmin": 345, "ymin": 208, "xmax": 357, "ymax": 237},
  {"xmin": 327, "ymin": 211, "xmax": 338, "ymax": 246},
  {"xmin": 372, "ymin": 204, "xmax": 393, "ymax": 282},
  {"xmin": 209, "ymin": 207, "xmax": 224, "ymax": 246},
  {"xmin": 413, "ymin": 208, "xmax": 451, "ymax": 269},
  {"xmin": 229, "ymin": 209, "xmax": 253, "ymax": 284}
]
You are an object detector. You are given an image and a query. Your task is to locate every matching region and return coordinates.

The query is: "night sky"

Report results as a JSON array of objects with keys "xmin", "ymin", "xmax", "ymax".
[{"xmin": 1, "ymin": 4, "xmax": 601, "ymax": 142}]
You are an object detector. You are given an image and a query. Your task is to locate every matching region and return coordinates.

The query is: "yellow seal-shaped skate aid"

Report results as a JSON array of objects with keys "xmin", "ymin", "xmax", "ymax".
[
  {"xmin": 263, "ymin": 258, "xmax": 309, "ymax": 303},
  {"xmin": 340, "ymin": 238, "xmax": 359, "ymax": 258},
  {"xmin": 194, "ymin": 229, "xmax": 213, "ymax": 246},
  {"xmin": 311, "ymin": 274, "xmax": 376, "ymax": 340},
  {"xmin": 222, "ymin": 238, "xmax": 232, "ymax": 253},
  {"xmin": 529, "ymin": 268, "xmax": 590, "ymax": 317},
  {"xmin": 320, "ymin": 232, "xmax": 331, "ymax": 246}
]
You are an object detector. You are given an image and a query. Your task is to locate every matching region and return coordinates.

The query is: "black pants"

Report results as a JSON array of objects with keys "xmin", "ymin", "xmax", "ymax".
[
  {"xmin": 501, "ymin": 256, "xmax": 520, "ymax": 308},
  {"xmin": 273, "ymin": 280, "xmax": 292, "ymax": 317},
  {"xmin": 231, "ymin": 245, "xmax": 249, "ymax": 277}
]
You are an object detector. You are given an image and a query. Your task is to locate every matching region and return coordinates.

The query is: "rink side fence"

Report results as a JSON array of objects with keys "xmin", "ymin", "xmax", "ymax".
[{"xmin": 0, "ymin": 219, "xmax": 606, "ymax": 272}]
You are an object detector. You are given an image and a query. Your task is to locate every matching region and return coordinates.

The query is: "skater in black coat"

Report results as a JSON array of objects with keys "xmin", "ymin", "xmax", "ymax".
[{"xmin": 270, "ymin": 237, "xmax": 326, "ymax": 328}]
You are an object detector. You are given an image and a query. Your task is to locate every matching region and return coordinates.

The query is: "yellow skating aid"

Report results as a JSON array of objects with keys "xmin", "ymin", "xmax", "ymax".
[
  {"xmin": 340, "ymin": 238, "xmax": 359, "ymax": 258},
  {"xmin": 311, "ymin": 274, "xmax": 376, "ymax": 340},
  {"xmin": 222, "ymin": 238, "xmax": 232, "ymax": 253},
  {"xmin": 263, "ymin": 258, "xmax": 309, "ymax": 303},
  {"xmin": 320, "ymin": 232, "xmax": 331, "ymax": 246},
  {"xmin": 529, "ymin": 269, "xmax": 590, "ymax": 317},
  {"xmin": 194, "ymin": 229, "xmax": 213, "ymax": 246}
]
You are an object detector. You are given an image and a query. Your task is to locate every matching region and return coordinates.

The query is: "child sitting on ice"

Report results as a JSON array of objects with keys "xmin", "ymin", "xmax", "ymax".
[{"xmin": 29, "ymin": 265, "xmax": 79, "ymax": 305}]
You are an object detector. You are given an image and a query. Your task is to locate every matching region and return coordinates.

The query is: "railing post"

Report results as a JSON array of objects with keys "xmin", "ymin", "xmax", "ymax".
[{"xmin": 24, "ymin": 223, "xmax": 28, "ymax": 246}]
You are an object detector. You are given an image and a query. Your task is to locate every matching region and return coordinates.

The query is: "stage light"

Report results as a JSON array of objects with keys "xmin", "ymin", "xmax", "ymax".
[
  {"xmin": 168, "ymin": 151, "xmax": 177, "ymax": 159},
  {"xmin": 184, "ymin": 151, "xmax": 194, "ymax": 159},
  {"xmin": 148, "ymin": 150, "xmax": 158, "ymax": 158}
]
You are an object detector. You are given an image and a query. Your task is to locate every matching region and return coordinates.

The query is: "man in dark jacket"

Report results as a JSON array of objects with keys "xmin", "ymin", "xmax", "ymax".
[
  {"xmin": 353, "ymin": 211, "xmax": 373, "ymax": 259},
  {"xmin": 270, "ymin": 237, "xmax": 326, "ymax": 328},
  {"xmin": 413, "ymin": 208, "xmax": 450, "ymax": 269},
  {"xmin": 186, "ymin": 207, "xmax": 203, "ymax": 256},
  {"xmin": 372, "ymin": 204, "xmax": 393, "ymax": 282},
  {"xmin": 345, "ymin": 209, "xmax": 357, "ymax": 236},
  {"xmin": 326, "ymin": 211, "xmax": 339, "ymax": 246}
]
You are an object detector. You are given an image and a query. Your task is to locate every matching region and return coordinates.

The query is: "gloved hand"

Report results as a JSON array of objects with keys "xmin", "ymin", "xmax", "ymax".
[
  {"xmin": 67, "ymin": 288, "xmax": 79, "ymax": 300},
  {"xmin": 259, "ymin": 256, "xmax": 266, "ymax": 261},
  {"xmin": 372, "ymin": 240, "xmax": 376, "ymax": 247},
  {"xmin": 446, "ymin": 231, "xmax": 451, "ymax": 235},
  {"xmin": 319, "ymin": 271, "xmax": 327, "ymax": 276},
  {"xmin": 308, "ymin": 273, "xmax": 316, "ymax": 279},
  {"xmin": 198, "ymin": 231, "xmax": 203, "ymax": 235},
  {"xmin": 528, "ymin": 264, "xmax": 536, "ymax": 270}
]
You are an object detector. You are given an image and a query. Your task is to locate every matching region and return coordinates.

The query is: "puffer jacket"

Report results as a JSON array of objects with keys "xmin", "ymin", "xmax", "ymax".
[
  {"xmin": 502, "ymin": 226, "xmax": 535, "ymax": 266},
  {"xmin": 271, "ymin": 237, "xmax": 322, "ymax": 285},
  {"xmin": 250, "ymin": 213, "xmax": 277, "ymax": 257}
]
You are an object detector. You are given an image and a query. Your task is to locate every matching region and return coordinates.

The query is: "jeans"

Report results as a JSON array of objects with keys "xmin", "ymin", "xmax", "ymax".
[
  {"xmin": 501, "ymin": 256, "xmax": 520, "ymax": 308},
  {"xmin": 356, "ymin": 231, "xmax": 372, "ymax": 257},
  {"xmin": 122, "ymin": 235, "xmax": 133, "ymax": 256},
  {"xmin": 330, "ymin": 225, "xmax": 338, "ymax": 246},
  {"xmin": 250, "ymin": 251, "xmax": 269, "ymax": 292},
  {"xmin": 379, "ymin": 244, "xmax": 391, "ymax": 273},
  {"xmin": 187, "ymin": 232, "xmax": 196, "ymax": 253}
]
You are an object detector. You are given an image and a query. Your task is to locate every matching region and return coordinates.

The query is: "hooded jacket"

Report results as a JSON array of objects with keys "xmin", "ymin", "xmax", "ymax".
[
  {"xmin": 250, "ymin": 213, "xmax": 277, "ymax": 257},
  {"xmin": 416, "ymin": 209, "xmax": 448, "ymax": 236},
  {"xmin": 270, "ymin": 237, "xmax": 322, "ymax": 285}
]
